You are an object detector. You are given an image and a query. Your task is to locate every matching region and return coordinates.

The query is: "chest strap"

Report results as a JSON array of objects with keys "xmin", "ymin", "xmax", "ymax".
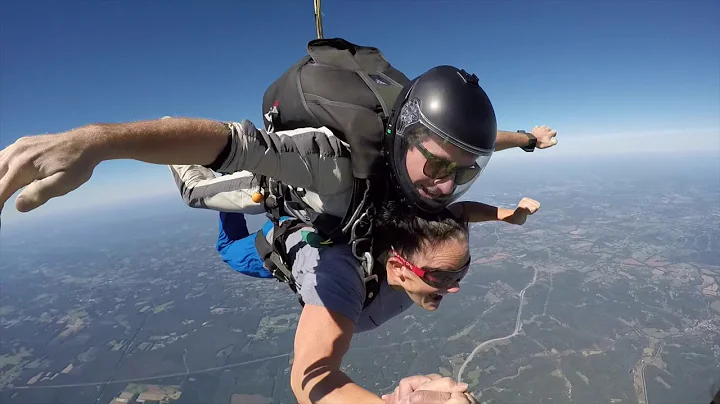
[{"xmin": 254, "ymin": 218, "xmax": 382, "ymax": 309}]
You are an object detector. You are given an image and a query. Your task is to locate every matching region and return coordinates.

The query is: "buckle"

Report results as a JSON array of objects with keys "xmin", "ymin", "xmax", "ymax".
[
  {"xmin": 363, "ymin": 274, "xmax": 378, "ymax": 299},
  {"xmin": 350, "ymin": 209, "xmax": 371, "ymax": 236},
  {"xmin": 351, "ymin": 237, "xmax": 372, "ymax": 261},
  {"xmin": 269, "ymin": 252, "xmax": 291, "ymax": 282},
  {"xmin": 265, "ymin": 194, "xmax": 278, "ymax": 209},
  {"xmin": 361, "ymin": 251, "xmax": 374, "ymax": 278}
]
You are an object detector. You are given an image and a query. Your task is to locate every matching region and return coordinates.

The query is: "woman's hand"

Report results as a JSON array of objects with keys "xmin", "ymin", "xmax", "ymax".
[
  {"xmin": 381, "ymin": 374, "xmax": 476, "ymax": 404},
  {"xmin": 508, "ymin": 197, "xmax": 541, "ymax": 225}
]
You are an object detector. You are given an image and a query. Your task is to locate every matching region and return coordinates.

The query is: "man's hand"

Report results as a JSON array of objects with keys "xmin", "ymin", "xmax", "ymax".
[
  {"xmin": 531, "ymin": 125, "xmax": 558, "ymax": 149},
  {"xmin": 0, "ymin": 129, "xmax": 101, "ymax": 213},
  {"xmin": 0, "ymin": 117, "xmax": 231, "ymax": 214},
  {"xmin": 381, "ymin": 374, "xmax": 476, "ymax": 404},
  {"xmin": 508, "ymin": 197, "xmax": 541, "ymax": 225},
  {"xmin": 495, "ymin": 127, "xmax": 558, "ymax": 152}
]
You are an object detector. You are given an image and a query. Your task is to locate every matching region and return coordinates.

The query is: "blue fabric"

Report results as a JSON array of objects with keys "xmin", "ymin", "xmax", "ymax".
[{"xmin": 216, "ymin": 212, "xmax": 273, "ymax": 278}]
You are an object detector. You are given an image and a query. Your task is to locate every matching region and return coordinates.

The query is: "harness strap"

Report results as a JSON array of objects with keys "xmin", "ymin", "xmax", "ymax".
[
  {"xmin": 255, "ymin": 113, "xmax": 383, "ymax": 307},
  {"xmin": 254, "ymin": 219, "xmax": 308, "ymax": 305},
  {"xmin": 346, "ymin": 181, "xmax": 383, "ymax": 304}
]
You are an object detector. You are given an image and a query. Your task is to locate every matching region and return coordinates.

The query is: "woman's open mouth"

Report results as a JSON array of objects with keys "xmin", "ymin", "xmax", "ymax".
[
  {"xmin": 429, "ymin": 293, "xmax": 443, "ymax": 302},
  {"xmin": 420, "ymin": 186, "xmax": 441, "ymax": 199}
]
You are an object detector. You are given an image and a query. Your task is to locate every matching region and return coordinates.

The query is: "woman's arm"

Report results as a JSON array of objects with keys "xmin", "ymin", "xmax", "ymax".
[
  {"xmin": 291, "ymin": 305, "xmax": 475, "ymax": 404},
  {"xmin": 291, "ymin": 304, "xmax": 384, "ymax": 404},
  {"xmin": 448, "ymin": 197, "xmax": 541, "ymax": 225},
  {"xmin": 447, "ymin": 201, "xmax": 513, "ymax": 223}
]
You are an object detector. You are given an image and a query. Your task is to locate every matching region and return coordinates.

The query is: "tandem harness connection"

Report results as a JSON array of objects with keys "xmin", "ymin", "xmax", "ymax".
[{"xmin": 253, "ymin": 175, "xmax": 382, "ymax": 309}]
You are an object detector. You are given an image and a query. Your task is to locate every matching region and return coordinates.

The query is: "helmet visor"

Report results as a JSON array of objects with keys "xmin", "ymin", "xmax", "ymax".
[
  {"xmin": 391, "ymin": 122, "xmax": 493, "ymax": 211},
  {"xmin": 413, "ymin": 145, "xmax": 491, "ymax": 208},
  {"xmin": 394, "ymin": 96, "xmax": 495, "ymax": 156},
  {"xmin": 414, "ymin": 141, "xmax": 485, "ymax": 185}
]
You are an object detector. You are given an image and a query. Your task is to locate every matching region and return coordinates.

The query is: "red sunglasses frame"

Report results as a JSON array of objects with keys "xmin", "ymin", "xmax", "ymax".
[{"xmin": 391, "ymin": 247, "xmax": 470, "ymax": 288}]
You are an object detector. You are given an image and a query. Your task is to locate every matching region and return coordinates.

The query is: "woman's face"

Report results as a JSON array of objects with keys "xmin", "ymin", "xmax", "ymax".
[{"xmin": 386, "ymin": 237, "xmax": 470, "ymax": 311}]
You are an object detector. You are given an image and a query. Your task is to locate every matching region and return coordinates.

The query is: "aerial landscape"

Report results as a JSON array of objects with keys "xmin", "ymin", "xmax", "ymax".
[
  {"xmin": 1, "ymin": 0, "xmax": 717, "ymax": 403},
  {"xmin": 1, "ymin": 154, "xmax": 718, "ymax": 404}
]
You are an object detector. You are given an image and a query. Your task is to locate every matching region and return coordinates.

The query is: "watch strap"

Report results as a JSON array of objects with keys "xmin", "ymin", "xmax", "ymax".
[{"xmin": 518, "ymin": 130, "xmax": 536, "ymax": 152}]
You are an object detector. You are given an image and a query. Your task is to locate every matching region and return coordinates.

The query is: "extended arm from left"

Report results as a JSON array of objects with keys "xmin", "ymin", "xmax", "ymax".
[
  {"xmin": 0, "ymin": 116, "xmax": 348, "ymax": 214},
  {"xmin": 0, "ymin": 116, "xmax": 231, "ymax": 212},
  {"xmin": 89, "ymin": 117, "xmax": 230, "ymax": 165}
]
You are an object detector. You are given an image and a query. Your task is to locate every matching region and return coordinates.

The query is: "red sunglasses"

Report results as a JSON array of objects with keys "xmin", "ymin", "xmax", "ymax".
[{"xmin": 391, "ymin": 247, "xmax": 470, "ymax": 289}]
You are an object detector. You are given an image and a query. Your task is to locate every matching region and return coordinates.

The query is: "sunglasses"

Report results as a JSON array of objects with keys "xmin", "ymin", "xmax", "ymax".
[
  {"xmin": 413, "ymin": 142, "xmax": 481, "ymax": 185},
  {"xmin": 391, "ymin": 247, "xmax": 470, "ymax": 289}
]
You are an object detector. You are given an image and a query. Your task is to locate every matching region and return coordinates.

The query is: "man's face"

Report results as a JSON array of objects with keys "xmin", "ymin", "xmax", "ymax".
[{"xmin": 404, "ymin": 134, "xmax": 479, "ymax": 200}]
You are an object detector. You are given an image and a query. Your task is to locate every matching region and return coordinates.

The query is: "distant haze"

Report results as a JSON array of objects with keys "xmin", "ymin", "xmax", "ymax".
[{"xmin": 2, "ymin": 151, "xmax": 718, "ymax": 235}]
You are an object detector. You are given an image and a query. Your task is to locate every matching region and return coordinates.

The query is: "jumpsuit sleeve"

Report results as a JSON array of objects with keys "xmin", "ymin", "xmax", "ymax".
[
  {"xmin": 168, "ymin": 164, "xmax": 266, "ymax": 214},
  {"xmin": 206, "ymin": 120, "xmax": 353, "ymax": 195}
]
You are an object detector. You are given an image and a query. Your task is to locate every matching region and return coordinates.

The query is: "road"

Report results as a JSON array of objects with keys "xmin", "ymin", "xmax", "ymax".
[
  {"xmin": 640, "ymin": 340, "xmax": 666, "ymax": 404},
  {"xmin": 457, "ymin": 265, "xmax": 538, "ymax": 383}
]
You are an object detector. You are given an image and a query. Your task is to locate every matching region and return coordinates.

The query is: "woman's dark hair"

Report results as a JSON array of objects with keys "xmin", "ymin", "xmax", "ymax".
[{"xmin": 372, "ymin": 200, "xmax": 469, "ymax": 266}]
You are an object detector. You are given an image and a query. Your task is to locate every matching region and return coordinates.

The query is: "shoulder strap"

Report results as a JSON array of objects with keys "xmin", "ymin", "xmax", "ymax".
[
  {"xmin": 254, "ymin": 218, "xmax": 308, "ymax": 305},
  {"xmin": 254, "ymin": 217, "xmax": 382, "ymax": 309},
  {"xmin": 307, "ymin": 39, "xmax": 401, "ymax": 120},
  {"xmin": 253, "ymin": 197, "xmax": 383, "ymax": 310}
]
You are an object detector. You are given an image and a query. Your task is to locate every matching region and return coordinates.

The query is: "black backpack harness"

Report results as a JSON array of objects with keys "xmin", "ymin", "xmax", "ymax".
[{"xmin": 253, "ymin": 38, "xmax": 409, "ymax": 308}]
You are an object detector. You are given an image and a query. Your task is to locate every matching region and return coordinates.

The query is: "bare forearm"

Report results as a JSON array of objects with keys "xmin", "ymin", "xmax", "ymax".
[
  {"xmin": 81, "ymin": 117, "xmax": 229, "ymax": 166},
  {"xmin": 497, "ymin": 207, "xmax": 516, "ymax": 223},
  {"xmin": 293, "ymin": 368, "xmax": 383, "ymax": 404},
  {"xmin": 495, "ymin": 130, "xmax": 530, "ymax": 151},
  {"xmin": 455, "ymin": 201, "xmax": 515, "ymax": 223}
]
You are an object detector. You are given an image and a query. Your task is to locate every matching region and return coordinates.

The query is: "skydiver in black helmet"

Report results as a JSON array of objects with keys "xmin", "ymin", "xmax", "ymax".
[
  {"xmin": 164, "ymin": 64, "xmax": 548, "ymax": 404},
  {"xmin": 0, "ymin": 64, "xmax": 552, "ymax": 404},
  {"xmin": 165, "ymin": 64, "xmax": 549, "ymax": 279},
  {"xmin": 168, "ymin": 64, "xmax": 557, "ymax": 223}
]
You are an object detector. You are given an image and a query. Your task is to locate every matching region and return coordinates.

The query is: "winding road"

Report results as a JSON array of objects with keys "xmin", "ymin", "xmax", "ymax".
[
  {"xmin": 457, "ymin": 265, "xmax": 538, "ymax": 383},
  {"xmin": 2, "ymin": 353, "xmax": 291, "ymax": 390}
]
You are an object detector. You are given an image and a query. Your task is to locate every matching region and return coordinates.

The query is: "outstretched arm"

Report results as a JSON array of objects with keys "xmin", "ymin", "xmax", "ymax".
[
  {"xmin": 291, "ymin": 305, "xmax": 383, "ymax": 404},
  {"xmin": 0, "ymin": 117, "xmax": 230, "ymax": 212},
  {"xmin": 0, "ymin": 116, "xmax": 351, "ymax": 214},
  {"xmin": 449, "ymin": 197, "xmax": 541, "ymax": 225},
  {"xmin": 292, "ymin": 306, "xmax": 469, "ymax": 404},
  {"xmin": 495, "ymin": 126, "xmax": 558, "ymax": 152},
  {"xmin": 91, "ymin": 117, "xmax": 231, "ymax": 165}
]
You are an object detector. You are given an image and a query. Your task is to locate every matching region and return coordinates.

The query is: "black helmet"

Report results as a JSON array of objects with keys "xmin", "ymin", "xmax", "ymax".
[{"xmin": 383, "ymin": 65, "xmax": 497, "ymax": 213}]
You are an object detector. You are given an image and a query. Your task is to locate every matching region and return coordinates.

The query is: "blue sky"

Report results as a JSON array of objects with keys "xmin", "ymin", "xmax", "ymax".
[{"xmin": 1, "ymin": 0, "xmax": 718, "ymax": 223}]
